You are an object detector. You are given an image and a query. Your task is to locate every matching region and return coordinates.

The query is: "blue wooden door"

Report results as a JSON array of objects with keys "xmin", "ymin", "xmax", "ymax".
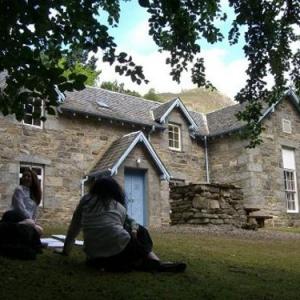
[{"xmin": 125, "ymin": 169, "xmax": 146, "ymax": 225}]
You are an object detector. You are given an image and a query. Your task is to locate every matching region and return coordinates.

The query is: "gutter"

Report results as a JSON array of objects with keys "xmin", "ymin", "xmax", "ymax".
[
  {"xmin": 147, "ymin": 125, "xmax": 156, "ymax": 142},
  {"xmin": 59, "ymin": 107, "xmax": 166, "ymax": 130}
]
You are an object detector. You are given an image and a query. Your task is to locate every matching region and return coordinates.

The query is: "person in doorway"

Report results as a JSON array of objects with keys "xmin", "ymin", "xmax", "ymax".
[
  {"xmin": 60, "ymin": 176, "xmax": 186, "ymax": 273},
  {"xmin": 9, "ymin": 167, "xmax": 43, "ymax": 235}
]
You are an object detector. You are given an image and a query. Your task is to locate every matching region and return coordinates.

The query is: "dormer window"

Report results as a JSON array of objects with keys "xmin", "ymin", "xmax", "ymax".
[
  {"xmin": 168, "ymin": 123, "xmax": 181, "ymax": 151},
  {"xmin": 282, "ymin": 119, "xmax": 292, "ymax": 134},
  {"xmin": 23, "ymin": 99, "xmax": 43, "ymax": 128}
]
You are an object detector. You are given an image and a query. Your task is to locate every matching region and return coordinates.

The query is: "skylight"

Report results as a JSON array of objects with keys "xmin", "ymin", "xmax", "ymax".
[{"xmin": 96, "ymin": 100, "xmax": 110, "ymax": 109}]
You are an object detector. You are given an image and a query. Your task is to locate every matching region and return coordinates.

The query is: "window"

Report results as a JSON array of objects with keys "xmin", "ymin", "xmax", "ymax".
[
  {"xmin": 20, "ymin": 163, "xmax": 44, "ymax": 206},
  {"xmin": 168, "ymin": 124, "xmax": 181, "ymax": 151},
  {"xmin": 23, "ymin": 99, "xmax": 43, "ymax": 128},
  {"xmin": 282, "ymin": 148, "xmax": 298, "ymax": 213},
  {"xmin": 282, "ymin": 119, "xmax": 292, "ymax": 134}
]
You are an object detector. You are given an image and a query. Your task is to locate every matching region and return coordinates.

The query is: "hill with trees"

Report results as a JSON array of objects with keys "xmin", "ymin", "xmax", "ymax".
[{"xmin": 158, "ymin": 88, "xmax": 235, "ymax": 113}]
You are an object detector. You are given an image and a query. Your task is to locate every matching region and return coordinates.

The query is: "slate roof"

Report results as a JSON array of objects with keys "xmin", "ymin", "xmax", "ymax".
[
  {"xmin": 151, "ymin": 98, "xmax": 178, "ymax": 121},
  {"xmin": 61, "ymin": 88, "xmax": 300, "ymax": 137},
  {"xmin": 205, "ymin": 93, "xmax": 300, "ymax": 136},
  {"xmin": 89, "ymin": 131, "xmax": 171, "ymax": 180},
  {"xmin": 62, "ymin": 87, "xmax": 205, "ymax": 134},
  {"xmin": 206, "ymin": 102, "xmax": 247, "ymax": 136},
  {"xmin": 189, "ymin": 111, "xmax": 209, "ymax": 136},
  {"xmin": 2, "ymin": 71, "xmax": 298, "ymax": 138},
  {"xmin": 90, "ymin": 132, "xmax": 139, "ymax": 176},
  {"xmin": 62, "ymin": 87, "xmax": 164, "ymax": 129}
]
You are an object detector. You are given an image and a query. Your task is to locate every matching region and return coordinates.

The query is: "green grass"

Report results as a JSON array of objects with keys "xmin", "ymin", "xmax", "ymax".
[
  {"xmin": 1, "ymin": 228, "xmax": 300, "ymax": 300},
  {"xmin": 265, "ymin": 226, "xmax": 300, "ymax": 234}
]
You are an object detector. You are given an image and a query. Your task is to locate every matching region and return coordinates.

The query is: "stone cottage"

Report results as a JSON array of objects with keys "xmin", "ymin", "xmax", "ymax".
[{"xmin": 0, "ymin": 72, "xmax": 299, "ymax": 226}]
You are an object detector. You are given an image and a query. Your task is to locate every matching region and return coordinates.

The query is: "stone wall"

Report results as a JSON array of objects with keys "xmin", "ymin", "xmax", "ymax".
[
  {"xmin": 0, "ymin": 107, "xmax": 202, "ymax": 225},
  {"xmin": 208, "ymin": 97, "xmax": 300, "ymax": 226},
  {"xmin": 170, "ymin": 183, "xmax": 246, "ymax": 227},
  {"xmin": 150, "ymin": 108, "xmax": 206, "ymax": 184},
  {"xmin": 0, "ymin": 113, "xmax": 130, "ymax": 224}
]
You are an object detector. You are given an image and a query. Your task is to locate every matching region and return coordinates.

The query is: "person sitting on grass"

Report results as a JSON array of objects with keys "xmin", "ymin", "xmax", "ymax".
[
  {"xmin": 9, "ymin": 167, "xmax": 43, "ymax": 235},
  {"xmin": 0, "ymin": 209, "xmax": 43, "ymax": 260},
  {"xmin": 59, "ymin": 176, "xmax": 186, "ymax": 273}
]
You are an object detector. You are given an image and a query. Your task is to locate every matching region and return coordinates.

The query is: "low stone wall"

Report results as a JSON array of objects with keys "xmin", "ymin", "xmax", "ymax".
[{"xmin": 170, "ymin": 183, "xmax": 247, "ymax": 227}]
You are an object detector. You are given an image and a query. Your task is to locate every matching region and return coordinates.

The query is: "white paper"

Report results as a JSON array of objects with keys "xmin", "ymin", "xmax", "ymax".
[
  {"xmin": 41, "ymin": 238, "xmax": 64, "ymax": 248},
  {"xmin": 51, "ymin": 234, "xmax": 66, "ymax": 241},
  {"xmin": 51, "ymin": 234, "xmax": 84, "ymax": 246}
]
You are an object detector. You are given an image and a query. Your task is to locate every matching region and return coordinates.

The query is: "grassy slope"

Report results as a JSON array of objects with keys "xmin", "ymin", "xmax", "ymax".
[
  {"xmin": 1, "ymin": 229, "xmax": 300, "ymax": 300},
  {"xmin": 158, "ymin": 88, "xmax": 236, "ymax": 113}
]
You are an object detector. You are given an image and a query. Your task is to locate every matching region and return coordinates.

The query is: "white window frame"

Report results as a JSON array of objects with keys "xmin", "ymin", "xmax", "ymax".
[
  {"xmin": 168, "ymin": 123, "xmax": 181, "ymax": 151},
  {"xmin": 22, "ymin": 99, "xmax": 44, "ymax": 128},
  {"xmin": 19, "ymin": 163, "xmax": 44, "ymax": 207},
  {"xmin": 282, "ymin": 148, "xmax": 298, "ymax": 213},
  {"xmin": 282, "ymin": 119, "xmax": 292, "ymax": 134}
]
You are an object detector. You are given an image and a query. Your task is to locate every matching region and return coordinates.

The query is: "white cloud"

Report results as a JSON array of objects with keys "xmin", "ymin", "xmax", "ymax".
[
  {"xmin": 92, "ymin": 5, "xmax": 254, "ymax": 99},
  {"xmin": 94, "ymin": 1, "xmax": 300, "ymax": 100},
  {"xmin": 95, "ymin": 47, "xmax": 250, "ymax": 99},
  {"xmin": 120, "ymin": 21, "xmax": 156, "ymax": 55},
  {"xmin": 202, "ymin": 48, "xmax": 248, "ymax": 98}
]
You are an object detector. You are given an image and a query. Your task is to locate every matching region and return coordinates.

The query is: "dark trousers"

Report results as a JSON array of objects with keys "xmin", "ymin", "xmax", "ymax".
[{"xmin": 86, "ymin": 225, "xmax": 154, "ymax": 272}]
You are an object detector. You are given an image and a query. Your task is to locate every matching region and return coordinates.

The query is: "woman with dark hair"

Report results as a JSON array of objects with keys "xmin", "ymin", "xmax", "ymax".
[
  {"xmin": 8, "ymin": 167, "xmax": 43, "ymax": 234},
  {"xmin": 12, "ymin": 168, "xmax": 41, "ymax": 219},
  {"xmin": 0, "ymin": 168, "xmax": 44, "ymax": 259},
  {"xmin": 61, "ymin": 176, "xmax": 186, "ymax": 273}
]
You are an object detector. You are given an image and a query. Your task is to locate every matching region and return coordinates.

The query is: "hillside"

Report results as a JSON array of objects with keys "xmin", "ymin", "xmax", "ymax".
[{"xmin": 158, "ymin": 88, "xmax": 236, "ymax": 113}]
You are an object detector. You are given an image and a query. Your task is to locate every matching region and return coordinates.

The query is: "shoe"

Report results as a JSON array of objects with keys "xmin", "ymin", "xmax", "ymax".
[
  {"xmin": 158, "ymin": 261, "xmax": 187, "ymax": 273},
  {"xmin": 137, "ymin": 259, "xmax": 161, "ymax": 272}
]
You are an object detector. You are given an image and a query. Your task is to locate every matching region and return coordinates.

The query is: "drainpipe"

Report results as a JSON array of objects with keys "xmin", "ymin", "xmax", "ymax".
[
  {"xmin": 204, "ymin": 136, "xmax": 210, "ymax": 183},
  {"xmin": 80, "ymin": 176, "xmax": 89, "ymax": 197},
  {"xmin": 147, "ymin": 125, "xmax": 156, "ymax": 142}
]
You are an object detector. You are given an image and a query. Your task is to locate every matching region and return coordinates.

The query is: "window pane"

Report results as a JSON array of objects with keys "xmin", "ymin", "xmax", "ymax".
[
  {"xmin": 25, "ymin": 104, "xmax": 33, "ymax": 114},
  {"xmin": 168, "ymin": 124, "xmax": 180, "ymax": 150},
  {"xmin": 23, "ymin": 100, "xmax": 42, "ymax": 127},
  {"xmin": 23, "ymin": 115, "xmax": 33, "ymax": 125},
  {"xmin": 34, "ymin": 104, "xmax": 41, "ymax": 115},
  {"xmin": 169, "ymin": 140, "xmax": 174, "ymax": 148},
  {"xmin": 284, "ymin": 169, "xmax": 298, "ymax": 211}
]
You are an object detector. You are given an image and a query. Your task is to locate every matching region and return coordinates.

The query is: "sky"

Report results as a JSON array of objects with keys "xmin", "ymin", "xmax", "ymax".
[{"xmin": 93, "ymin": 1, "xmax": 298, "ymax": 100}]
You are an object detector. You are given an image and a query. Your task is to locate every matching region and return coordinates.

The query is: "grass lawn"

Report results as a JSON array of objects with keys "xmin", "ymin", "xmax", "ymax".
[{"xmin": 1, "ymin": 228, "xmax": 300, "ymax": 300}]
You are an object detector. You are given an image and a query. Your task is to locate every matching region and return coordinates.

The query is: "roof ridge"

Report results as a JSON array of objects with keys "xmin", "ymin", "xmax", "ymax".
[
  {"xmin": 122, "ymin": 131, "xmax": 141, "ymax": 137},
  {"xmin": 85, "ymin": 85, "xmax": 163, "ymax": 106},
  {"xmin": 205, "ymin": 102, "xmax": 240, "ymax": 116}
]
